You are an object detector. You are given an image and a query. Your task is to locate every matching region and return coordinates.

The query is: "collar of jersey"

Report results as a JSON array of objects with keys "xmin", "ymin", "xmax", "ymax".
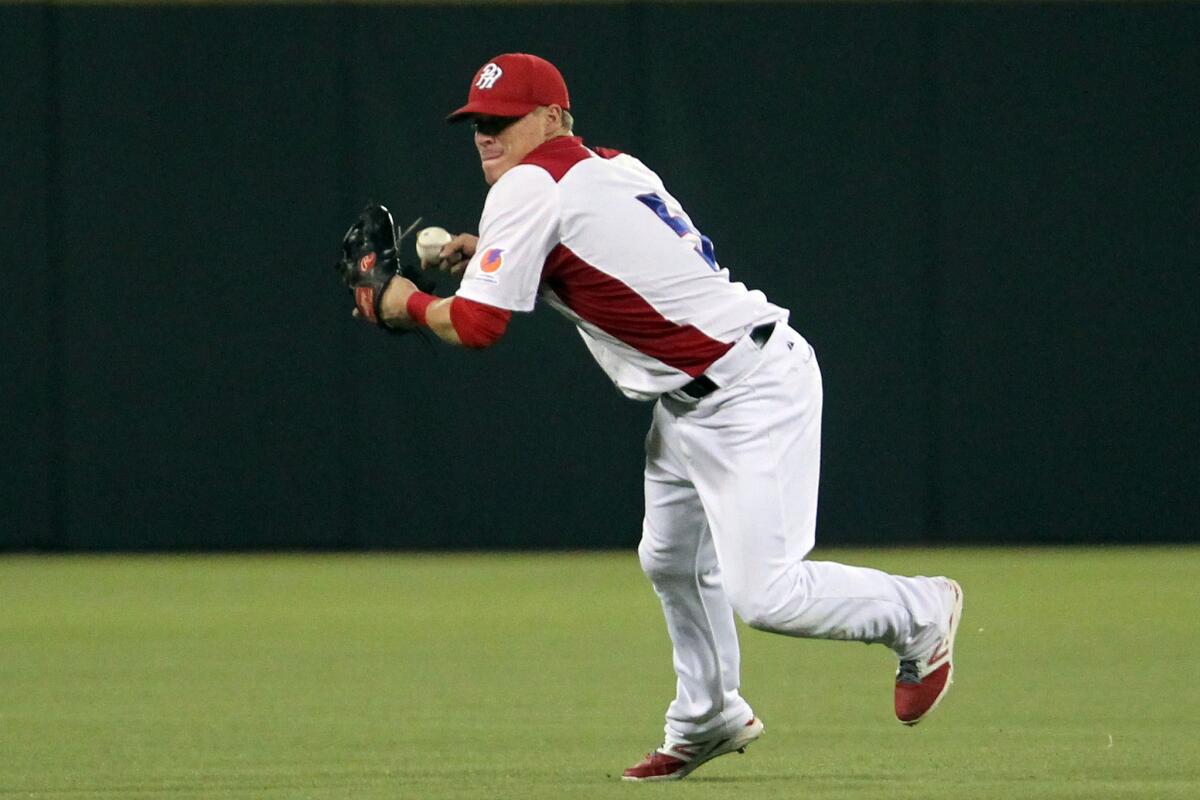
[{"xmin": 520, "ymin": 135, "xmax": 586, "ymax": 165}]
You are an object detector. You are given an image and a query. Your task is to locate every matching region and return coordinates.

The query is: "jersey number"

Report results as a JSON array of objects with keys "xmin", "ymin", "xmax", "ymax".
[{"xmin": 636, "ymin": 192, "xmax": 718, "ymax": 271}]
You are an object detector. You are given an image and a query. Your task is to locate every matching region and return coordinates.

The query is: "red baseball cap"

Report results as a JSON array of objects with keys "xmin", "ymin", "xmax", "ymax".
[{"xmin": 446, "ymin": 53, "xmax": 570, "ymax": 123}]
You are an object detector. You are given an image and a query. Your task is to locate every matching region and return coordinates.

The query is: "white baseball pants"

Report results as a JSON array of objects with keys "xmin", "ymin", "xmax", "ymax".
[{"xmin": 639, "ymin": 323, "xmax": 948, "ymax": 742}]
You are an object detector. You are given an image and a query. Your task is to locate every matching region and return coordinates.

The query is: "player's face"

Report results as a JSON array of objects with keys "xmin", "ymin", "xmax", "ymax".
[{"xmin": 472, "ymin": 108, "xmax": 553, "ymax": 185}]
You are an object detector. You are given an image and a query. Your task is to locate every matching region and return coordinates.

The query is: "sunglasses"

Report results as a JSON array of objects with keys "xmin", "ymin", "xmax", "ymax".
[{"xmin": 472, "ymin": 115, "xmax": 522, "ymax": 137}]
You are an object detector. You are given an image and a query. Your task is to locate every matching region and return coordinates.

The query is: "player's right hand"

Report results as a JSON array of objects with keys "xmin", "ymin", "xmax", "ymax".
[{"xmin": 436, "ymin": 234, "xmax": 479, "ymax": 276}]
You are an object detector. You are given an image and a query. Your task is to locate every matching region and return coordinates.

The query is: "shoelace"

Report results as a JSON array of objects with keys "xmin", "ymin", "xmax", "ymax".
[
  {"xmin": 634, "ymin": 750, "xmax": 679, "ymax": 768},
  {"xmin": 896, "ymin": 659, "xmax": 922, "ymax": 684}
]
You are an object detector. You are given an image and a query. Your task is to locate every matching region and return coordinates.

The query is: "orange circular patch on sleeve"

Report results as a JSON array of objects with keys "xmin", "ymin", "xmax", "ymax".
[{"xmin": 480, "ymin": 248, "xmax": 505, "ymax": 273}]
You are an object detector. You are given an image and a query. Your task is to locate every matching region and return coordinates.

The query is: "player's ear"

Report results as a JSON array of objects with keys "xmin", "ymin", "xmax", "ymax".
[{"xmin": 543, "ymin": 104, "xmax": 563, "ymax": 135}]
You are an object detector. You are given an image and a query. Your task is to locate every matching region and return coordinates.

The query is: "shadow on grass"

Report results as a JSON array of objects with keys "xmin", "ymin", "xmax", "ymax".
[
  {"xmin": 684, "ymin": 773, "xmax": 903, "ymax": 784},
  {"xmin": 679, "ymin": 775, "xmax": 805, "ymax": 784}
]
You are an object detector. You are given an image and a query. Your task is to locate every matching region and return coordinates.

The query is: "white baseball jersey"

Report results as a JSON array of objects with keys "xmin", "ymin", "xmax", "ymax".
[{"xmin": 455, "ymin": 136, "xmax": 786, "ymax": 401}]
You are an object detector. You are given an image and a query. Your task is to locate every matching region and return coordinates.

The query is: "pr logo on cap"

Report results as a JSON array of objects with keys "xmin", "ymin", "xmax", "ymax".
[
  {"xmin": 446, "ymin": 53, "xmax": 570, "ymax": 122},
  {"xmin": 475, "ymin": 63, "xmax": 503, "ymax": 90}
]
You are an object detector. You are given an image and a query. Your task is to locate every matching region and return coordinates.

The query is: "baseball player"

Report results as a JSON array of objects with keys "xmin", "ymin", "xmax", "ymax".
[{"xmin": 341, "ymin": 53, "xmax": 964, "ymax": 781}]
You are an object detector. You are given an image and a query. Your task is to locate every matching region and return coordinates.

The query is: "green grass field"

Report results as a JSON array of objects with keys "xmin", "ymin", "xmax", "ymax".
[{"xmin": 1, "ymin": 548, "xmax": 1197, "ymax": 799}]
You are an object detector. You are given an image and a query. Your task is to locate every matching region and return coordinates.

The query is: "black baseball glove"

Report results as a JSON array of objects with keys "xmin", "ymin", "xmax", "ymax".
[{"xmin": 335, "ymin": 204, "xmax": 437, "ymax": 329}]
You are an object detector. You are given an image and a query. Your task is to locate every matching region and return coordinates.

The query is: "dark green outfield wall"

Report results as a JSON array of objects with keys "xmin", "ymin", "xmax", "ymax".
[{"xmin": 2, "ymin": 3, "xmax": 1197, "ymax": 550}]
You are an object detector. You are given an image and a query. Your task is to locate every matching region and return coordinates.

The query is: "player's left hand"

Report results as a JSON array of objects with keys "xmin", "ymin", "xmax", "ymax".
[{"xmin": 335, "ymin": 204, "xmax": 436, "ymax": 332}]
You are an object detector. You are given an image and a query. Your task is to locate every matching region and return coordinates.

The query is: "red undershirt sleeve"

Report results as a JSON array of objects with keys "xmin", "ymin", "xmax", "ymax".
[{"xmin": 449, "ymin": 296, "xmax": 513, "ymax": 349}]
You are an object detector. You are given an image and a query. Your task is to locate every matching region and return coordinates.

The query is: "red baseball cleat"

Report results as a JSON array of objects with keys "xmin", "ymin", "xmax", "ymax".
[
  {"xmin": 895, "ymin": 578, "xmax": 964, "ymax": 725},
  {"xmin": 621, "ymin": 717, "xmax": 764, "ymax": 782}
]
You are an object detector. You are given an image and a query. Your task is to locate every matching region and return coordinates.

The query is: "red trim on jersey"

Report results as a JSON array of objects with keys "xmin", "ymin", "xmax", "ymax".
[
  {"xmin": 520, "ymin": 137, "xmax": 624, "ymax": 181},
  {"xmin": 519, "ymin": 136, "xmax": 592, "ymax": 182},
  {"xmin": 542, "ymin": 245, "xmax": 732, "ymax": 377},
  {"xmin": 450, "ymin": 296, "xmax": 512, "ymax": 349}
]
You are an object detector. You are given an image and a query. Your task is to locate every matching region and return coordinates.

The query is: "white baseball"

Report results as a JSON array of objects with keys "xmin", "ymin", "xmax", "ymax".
[{"xmin": 416, "ymin": 226, "xmax": 453, "ymax": 264}]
